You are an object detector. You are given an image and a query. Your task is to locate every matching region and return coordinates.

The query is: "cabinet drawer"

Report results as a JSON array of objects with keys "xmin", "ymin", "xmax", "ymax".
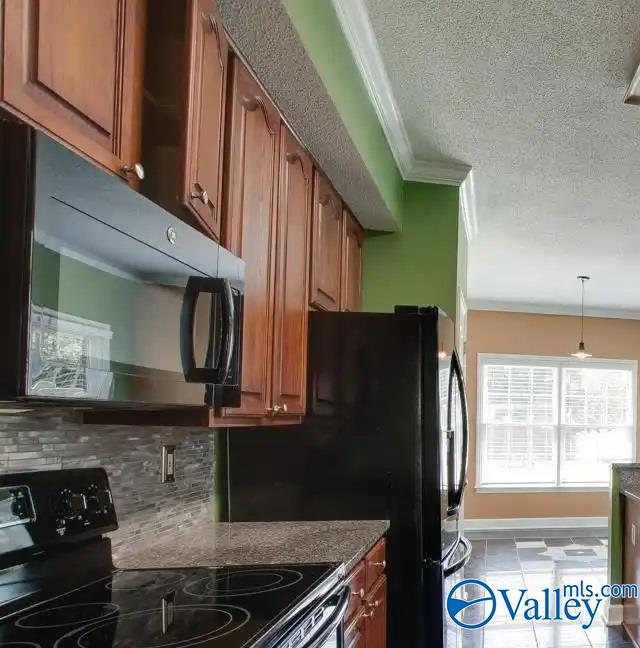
[
  {"xmin": 365, "ymin": 538, "xmax": 387, "ymax": 592},
  {"xmin": 345, "ymin": 560, "xmax": 366, "ymax": 622},
  {"xmin": 345, "ymin": 608, "xmax": 366, "ymax": 648}
]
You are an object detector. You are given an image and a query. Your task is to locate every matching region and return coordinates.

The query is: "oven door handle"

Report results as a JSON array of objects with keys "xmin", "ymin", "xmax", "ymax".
[{"xmin": 303, "ymin": 585, "xmax": 351, "ymax": 648}]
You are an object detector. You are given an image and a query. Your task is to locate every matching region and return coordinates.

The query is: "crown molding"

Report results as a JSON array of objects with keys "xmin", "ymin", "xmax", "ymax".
[
  {"xmin": 468, "ymin": 299, "xmax": 640, "ymax": 321},
  {"xmin": 405, "ymin": 159, "xmax": 471, "ymax": 185},
  {"xmin": 330, "ymin": 0, "xmax": 414, "ymax": 178},
  {"xmin": 331, "ymin": 0, "xmax": 477, "ymax": 236},
  {"xmin": 459, "ymin": 170, "xmax": 478, "ymax": 241}
]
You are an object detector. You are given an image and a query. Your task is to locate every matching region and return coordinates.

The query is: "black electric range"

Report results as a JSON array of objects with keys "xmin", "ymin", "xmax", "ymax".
[{"xmin": 0, "ymin": 469, "xmax": 349, "ymax": 648}]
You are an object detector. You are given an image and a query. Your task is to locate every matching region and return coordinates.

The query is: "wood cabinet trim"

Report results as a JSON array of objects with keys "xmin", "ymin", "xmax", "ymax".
[
  {"xmin": 221, "ymin": 56, "xmax": 279, "ymax": 419},
  {"xmin": 180, "ymin": 0, "xmax": 228, "ymax": 239},
  {"xmin": 269, "ymin": 123, "xmax": 312, "ymax": 416},
  {"xmin": 2, "ymin": 0, "xmax": 145, "ymax": 184},
  {"xmin": 340, "ymin": 207, "xmax": 364, "ymax": 312},
  {"xmin": 310, "ymin": 169, "xmax": 342, "ymax": 311}
]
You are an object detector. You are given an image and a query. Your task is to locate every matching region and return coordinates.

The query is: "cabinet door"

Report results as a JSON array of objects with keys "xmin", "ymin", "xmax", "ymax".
[
  {"xmin": 2, "ymin": 0, "xmax": 145, "ymax": 184},
  {"xmin": 345, "ymin": 610, "xmax": 366, "ymax": 648},
  {"xmin": 624, "ymin": 496, "xmax": 640, "ymax": 643},
  {"xmin": 341, "ymin": 208, "xmax": 364, "ymax": 312},
  {"xmin": 182, "ymin": 0, "xmax": 228, "ymax": 239},
  {"xmin": 223, "ymin": 57, "xmax": 279, "ymax": 418},
  {"xmin": 364, "ymin": 575, "xmax": 388, "ymax": 648},
  {"xmin": 310, "ymin": 171, "xmax": 342, "ymax": 311},
  {"xmin": 271, "ymin": 125, "xmax": 312, "ymax": 416}
]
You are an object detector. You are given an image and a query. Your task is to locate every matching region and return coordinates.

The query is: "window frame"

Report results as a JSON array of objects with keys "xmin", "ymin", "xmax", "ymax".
[{"xmin": 476, "ymin": 353, "xmax": 637, "ymax": 493}]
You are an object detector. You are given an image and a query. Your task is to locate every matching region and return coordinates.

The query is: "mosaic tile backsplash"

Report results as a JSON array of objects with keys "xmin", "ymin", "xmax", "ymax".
[{"xmin": 0, "ymin": 412, "xmax": 216, "ymax": 559}]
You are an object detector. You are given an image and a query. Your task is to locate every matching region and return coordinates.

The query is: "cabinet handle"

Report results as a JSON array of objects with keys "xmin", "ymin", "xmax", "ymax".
[
  {"xmin": 121, "ymin": 163, "xmax": 145, "ymax": 180},
  {"xmin": 371, "ymin": 560, "xmax": 386, "ymax": 569},
  {"xmin": 366, "ymin": 599, "xmax": 381, "ymax": 609},
  {"xmin": 351, "ymin": 588, "xmax": 365, "ymax": 598},
  {"xmin": 191, "ymin": 184, "xmax": 210, "ymax": 205},
  {"xmin": 363, "ymin": 609, "xmax": 375, "ymax": 619},
  {"xmin": 267, "ymin": 404, "xmax": 288, "ymax": 416}
]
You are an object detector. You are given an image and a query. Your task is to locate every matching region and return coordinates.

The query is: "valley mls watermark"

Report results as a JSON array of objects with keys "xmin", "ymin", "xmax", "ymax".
[{"xmin": 447, "ymin": 579, "xmax": 639, "ymax": 630}]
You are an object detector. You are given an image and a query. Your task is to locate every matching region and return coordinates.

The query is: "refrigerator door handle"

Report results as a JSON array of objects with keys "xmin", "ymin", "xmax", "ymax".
[
  {"xmin": 443, "ymin": 535, "xmax": 472, "ymax": 578},
  {"xmin": 447, "ymin": 349, "xmax": 469, "ymax": 516}
]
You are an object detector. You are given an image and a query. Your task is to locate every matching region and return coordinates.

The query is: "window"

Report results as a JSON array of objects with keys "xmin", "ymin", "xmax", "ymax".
[{"xmin": 477, "ymin": 355, "xmax": 636, "ymax": 489}]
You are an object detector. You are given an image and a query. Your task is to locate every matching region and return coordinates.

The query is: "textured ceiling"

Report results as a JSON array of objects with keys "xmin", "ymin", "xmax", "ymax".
[
  {"xmin": 366, "ymin": 0, "xmax": 640, "ymax": 312},
  {"xmin": 216, "ymin": 0, "xmax": 395, "ymax": 231}
]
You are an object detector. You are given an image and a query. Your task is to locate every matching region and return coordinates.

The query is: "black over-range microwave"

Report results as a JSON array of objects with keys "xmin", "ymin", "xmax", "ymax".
[{"xmin": 0, "ymin": 123, "xmax": 244, "ymax": 409}]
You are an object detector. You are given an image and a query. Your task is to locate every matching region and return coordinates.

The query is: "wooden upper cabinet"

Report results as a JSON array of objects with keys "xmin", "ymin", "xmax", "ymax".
[
  {"xmin": 223, "ymin": 57, "xmax": 280, "ymax": 418},
  {"xmin": 2, "ymin": 0, "xmax": 145, "ymax": 186},
  {"xmin": 270, "ymin": 125, "xmax": 313, "ymax": 417},
  {"xmin": 341, "ymin": 208, "xmax": 364, "ymax": 312},
  {"xmin": 310, "ymin": 171, "xmax": 343, "ymax": 311},
  {"xmin": 141, "ymin": 0, "xmax": 227, "ymax": 239},
  {"xmin": 182, "ymin": 0, "xmax": 228, "ymax": 239}
]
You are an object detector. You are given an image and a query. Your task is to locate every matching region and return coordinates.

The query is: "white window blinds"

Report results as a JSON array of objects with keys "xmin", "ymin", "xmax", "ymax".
[{"xmin": 478, "ymin": 356, "xmax": 635, "ymax": 489}]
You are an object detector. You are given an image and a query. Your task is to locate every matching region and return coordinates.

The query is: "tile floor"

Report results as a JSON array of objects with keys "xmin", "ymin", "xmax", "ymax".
[{"xmin": 445, "ymin": 528, "xmax": 634, "ymax": 648}]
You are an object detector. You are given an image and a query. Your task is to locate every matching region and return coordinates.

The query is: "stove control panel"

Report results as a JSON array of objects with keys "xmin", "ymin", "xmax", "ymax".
[{"xmin": 0, "ymin": 468, "xmax": 118, "ymax": 561}]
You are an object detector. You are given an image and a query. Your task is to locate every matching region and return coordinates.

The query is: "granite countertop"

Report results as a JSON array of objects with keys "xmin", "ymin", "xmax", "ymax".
[
  {"xmin": 613, "ymin": 463, "xmax": 640, "ymax": 500},
  {"xmin": 115, "ymin": 520, "xmax": 389, "ymax": 574}
]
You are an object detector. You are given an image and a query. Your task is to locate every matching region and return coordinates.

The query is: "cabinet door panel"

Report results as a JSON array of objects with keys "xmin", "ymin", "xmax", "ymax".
[
  {"xmin": 271, "ymin": 125, "xmax": 312, "ymax": 416},
  {"xmin": 364, "ymin": 575, "xmax": 388, "ymax": 648},
  {"xmin": 624, "ymin": 496, "xmax": 640, "ymax": 643},
  {"xmin": 341, "ymin": 208, "xmax": 364, "ymax": 312},
  {"xmin": 3, "ymin": 0, "xmax": 144, "ymax": 180},
  {"xmin": 223, "ymin": 58, "xmax": 279, "ymax": 418},
  {"xmin": 182, "ymin": 0, "xmax": 228, "ymax": 239},
  {"xmin": 310, "ymin": 171, "xmax": 342, "ymax": 311}
]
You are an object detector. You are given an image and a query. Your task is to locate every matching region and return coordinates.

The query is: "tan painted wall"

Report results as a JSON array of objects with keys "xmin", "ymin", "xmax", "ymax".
[{"xmin": 465, "ymin": 310, "xmax": 640, "ymax": 520}]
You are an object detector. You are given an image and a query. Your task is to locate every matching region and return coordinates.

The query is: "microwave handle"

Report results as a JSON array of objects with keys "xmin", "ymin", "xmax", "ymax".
[{"xmin": 181, "ymin": 277, "xmax": 235, "ymax": 384}]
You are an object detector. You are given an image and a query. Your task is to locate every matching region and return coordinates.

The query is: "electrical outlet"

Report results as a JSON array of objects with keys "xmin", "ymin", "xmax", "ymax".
[{"xmin": 161, "ymin": 445, "xmax": 176, "ymax": 483}]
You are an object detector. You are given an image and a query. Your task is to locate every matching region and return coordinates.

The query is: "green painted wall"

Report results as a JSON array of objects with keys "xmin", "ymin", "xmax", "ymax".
[
  {"xmin": 363, "ymin": 183, "xmax": 460, "ymax": 318},
  {"xmin": 31, "ymin": 243, "xmax": 139, "ymax": 399},
  {"xmin": 282, "ymin": 0, "xmax": 403, "ymax": 228}
]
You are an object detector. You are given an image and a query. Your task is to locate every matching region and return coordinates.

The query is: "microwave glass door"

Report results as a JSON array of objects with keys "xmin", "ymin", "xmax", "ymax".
[{"xmin": 25, "ymin": 134, "xmax": 242, "ymax": 407}]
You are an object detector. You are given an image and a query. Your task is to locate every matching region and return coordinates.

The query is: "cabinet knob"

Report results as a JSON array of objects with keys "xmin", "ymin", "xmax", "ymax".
[
  {"xmin": 191, "ymin": 185, "xmax": 209, "ymax": 205},
  {"xmin": 351, "ymin": 588, "xmax": 365, "ymax": 599},
  {"xmin": 363, "ymin": 609, "xmax": 375, "ymax": 619},
  {"xmin": 371, "ymin": 560, "xmax": 386, "ymax": 569},
  {"xmin": 267, "ymin": 404, "xmax": 283, "ymax": 415},
  {"xmin": 121, "ymin": 163, "xmax": 145, "ymax": 180}
]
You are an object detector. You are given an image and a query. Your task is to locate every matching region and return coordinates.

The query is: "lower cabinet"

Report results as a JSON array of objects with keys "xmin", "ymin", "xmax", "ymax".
[
  {"xmin": 345, "ymin": 539, "xmax": 387, "ymax": 648},
  {"xmin": 623, "ymin": 495, "xmax": 640, "ymax": 644}
]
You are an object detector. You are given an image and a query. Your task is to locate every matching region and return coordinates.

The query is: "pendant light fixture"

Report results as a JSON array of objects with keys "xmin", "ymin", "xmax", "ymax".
[{"xmin": 571, "ymin": 275, "xmax": 592, "ymax": 359}]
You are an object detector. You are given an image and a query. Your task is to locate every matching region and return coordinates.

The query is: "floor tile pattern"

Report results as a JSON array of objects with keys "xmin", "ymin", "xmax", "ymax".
[{"xmin": 445, "ymin": 528, "xmax": 633, "ymax": 648}]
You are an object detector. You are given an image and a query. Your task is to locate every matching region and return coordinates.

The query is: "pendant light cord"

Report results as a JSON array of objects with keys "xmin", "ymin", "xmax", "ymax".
[{"xmin": 580, "ymin": 278, "xmax": 585, "ymax": 343}]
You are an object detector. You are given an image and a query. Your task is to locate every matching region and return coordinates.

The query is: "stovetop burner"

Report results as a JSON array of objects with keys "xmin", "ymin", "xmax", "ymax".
[
  {"xmin": 15, "ymin": 603, "xmax": 119, "ymax": 629},
  {"xmin": 183, "ymin": 568, "xmax": 304, "ymax": 598},
  {"xmin": 54, "ymin": 604, "xmax": 250, "ymax": 648},
  {"xmin": 106, "ymin": 571, "xmax": 186, "ymax": 592},
  {"xmin": 0, "ymin": 563, "xmax": 341, "ymax": 648}
]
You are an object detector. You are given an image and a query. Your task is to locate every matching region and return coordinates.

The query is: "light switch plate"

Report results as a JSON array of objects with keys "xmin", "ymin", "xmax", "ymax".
[{"xmin": 161, "ymin": 445, "xmax": 176, "ymax": 483}]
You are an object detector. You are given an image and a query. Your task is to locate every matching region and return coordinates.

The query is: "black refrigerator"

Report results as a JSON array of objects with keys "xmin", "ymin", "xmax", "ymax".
[{"xmin": 224, "ymin": 306, "xmax": 471, "ymax": 647}]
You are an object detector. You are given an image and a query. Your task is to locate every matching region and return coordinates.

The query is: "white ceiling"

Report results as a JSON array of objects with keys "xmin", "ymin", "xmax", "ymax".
[{"xmin": 361, "ymin": 0, "xmax": 640, "ymax": 314}]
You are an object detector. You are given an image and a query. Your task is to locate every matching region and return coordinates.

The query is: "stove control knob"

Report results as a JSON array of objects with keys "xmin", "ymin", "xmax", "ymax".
[
  {"xmin": 56, "ymin": 489, "xmax": 87, "ymax": 520},
  {"xmin": 87, "ymin": 485, "xmax": 113, "ymax": 514}
]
